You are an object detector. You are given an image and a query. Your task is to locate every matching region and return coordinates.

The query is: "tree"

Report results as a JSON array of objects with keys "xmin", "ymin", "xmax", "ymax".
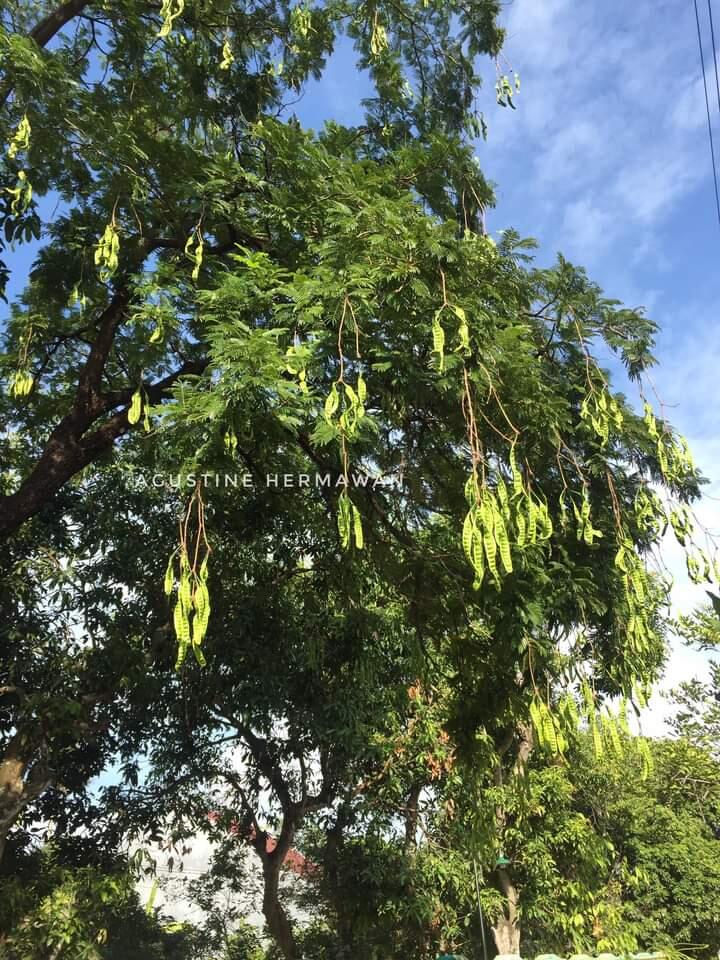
[
  {"xmin": 0, "ymin": 471, "xmax": 184, "ymax": 863},
  {"xmin": 0, "ymin": 841, "xmax": 204, "ymax": 960},
  {"xmin": 0, "ymin": 0, "xmax": 503, "ymax": 536},
  {"xmin": 671, "ymin": 604, "xmax": 720, "ymax": 757},
  {"xmin": 295, "ymin": 729, "xmax": 720, "ymax": 960},
  {"xmin": 2, "ymin": 2, "xmax": 718, "ymax": 956}
]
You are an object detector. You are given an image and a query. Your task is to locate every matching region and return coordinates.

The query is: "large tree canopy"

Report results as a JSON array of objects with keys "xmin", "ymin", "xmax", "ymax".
[{"xmin": 1, "ymin": 2, "xmax": 718, "ymax": 957}]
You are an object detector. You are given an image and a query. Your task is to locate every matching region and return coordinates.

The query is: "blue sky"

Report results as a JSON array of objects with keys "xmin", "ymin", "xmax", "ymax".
[{"xmin": 5, "ymin": 0, "xmax": 719, "ymax": 731}]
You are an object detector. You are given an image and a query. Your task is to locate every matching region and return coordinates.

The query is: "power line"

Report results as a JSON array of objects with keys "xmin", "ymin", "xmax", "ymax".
[
  {"xmin": 694, "ymin": 0, "xmax": 720, "ymax": 227},
  {"xmin": 707, "ymin": 1, "xmax": 720, "ymax": 118},
  {"xmin": 708, "ymin": 0, "xmax": 720, "ymax": 130}
]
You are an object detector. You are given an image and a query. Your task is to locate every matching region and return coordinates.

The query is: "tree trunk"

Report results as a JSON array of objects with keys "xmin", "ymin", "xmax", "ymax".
[
  {"xmin": 0, "ymin": 731, "xmax": 50, "ymax": 864},
  {"xmin": 404, "ymin": 782, "xmax": 421, "ymax": 852},
  {"xmin": 262, "ymin": 859, "xmax": 297, "ymax": 960},
  {"xmin": 490, "ymin": 719, "xmax": 533, "ymax": 957},
  {"xmin": 492, "ymin": 867, "xmax": 521, "ymax": 955},
  {"xmin": 492, "ymin": 916, "xmax": 521, "ymax": 956}
]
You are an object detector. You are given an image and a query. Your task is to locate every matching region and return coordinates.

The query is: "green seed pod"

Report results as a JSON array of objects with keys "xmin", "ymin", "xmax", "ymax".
[
  {"xmin": 431, "ymin": 311, "xmax": 445, "ymax": 372},
  {"xmin": 128, "ymin": 389, "xmax": 142, "ymax": 425},
  {"xmin": 324, "ymin": 383, "xmax": 340, "ymax": 422},
  {"xmin": 352, "ymin": 504, "xmax": 364, "ymax": 550},
  {"xmin": 163, "ymin": 555, "xmax": 175, "ymax": 596}
]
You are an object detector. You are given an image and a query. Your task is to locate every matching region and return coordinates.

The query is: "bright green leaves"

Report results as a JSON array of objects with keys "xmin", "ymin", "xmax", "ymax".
[
  {"xmin": 94, "ymin": 221, "xmax": 120, "ymax": 282},
  {"xmin": 7, "ymin": 113, "xmax": 31, "ymax": 160},
  {"xmin": 158, "ymin": 0, "xmax": 185, "ymax": 38},
  {"xmin": 337, "ymin": 491, "xmax": 363, "ymax": 550}
]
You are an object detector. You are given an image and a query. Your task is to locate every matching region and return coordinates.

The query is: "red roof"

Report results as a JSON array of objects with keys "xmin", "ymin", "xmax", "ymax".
[{"xmin": 206, "ymin": 813, "xmax": 317, "ymax": 878}]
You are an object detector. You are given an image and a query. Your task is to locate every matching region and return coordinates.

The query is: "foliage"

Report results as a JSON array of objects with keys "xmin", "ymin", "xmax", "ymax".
[
  {"xmin": 0, "ymin": 844, "xmax": 201, "ymax": 960},
  {"xmin": 0, "ymin": 1, "xmax": 718, "ymax": 958},
  {"xmin": 671, "ymin": 605, "xmax": 720, "ymax": 757}
]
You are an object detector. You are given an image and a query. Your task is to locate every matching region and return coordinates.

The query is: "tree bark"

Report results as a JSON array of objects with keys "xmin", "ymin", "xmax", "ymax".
[
  {"xmin": 261, "ymin": 857, "xmax": 298, "ymax": 960},
  {"xmin": 0, "ymin": 730, "xmax": 51, "ymax": 864},
  {"xmin": 404, "ymin": 781, "xmax": 422, "ymax": 852},
  {"xmin": 490, "ymin": 720, "xmax": 533, "ymax": 957},
  {"xmin": 0, "ymin": 281, "xmax": 204, "ymax": 538},
  {"xmin": 491, "ymin": 868, "xmax": 521, "ymax": 955}
]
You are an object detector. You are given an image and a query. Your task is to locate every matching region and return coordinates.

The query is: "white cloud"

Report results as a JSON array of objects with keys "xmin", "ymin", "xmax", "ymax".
[
  {"xmin": 483, "ymin": 0, "xmax": 710, "ymax": 263},
  {"xmin": 670, "ymin": 73, "xmax": 709, "ymax": 132},
  {"xmin": 504, "ymin": 0, "xmax": 578, "ymax": 71},
  {"xmin": 613, "ymin": 152, "xmax": 703, "ymax": 224},
  {"xmin": 559, "ymin": 197, "xmax": 615, "ymax": 259}
]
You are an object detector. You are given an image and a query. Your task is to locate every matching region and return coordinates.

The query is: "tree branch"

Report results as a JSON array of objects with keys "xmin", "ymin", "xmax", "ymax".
[
  {"xmin": 1, "ymin": 0, "xmax": 93, "ymax": 109},
  {"xmin": 0, "ymin": 341, "xmax": 207, "ymax": 538}
]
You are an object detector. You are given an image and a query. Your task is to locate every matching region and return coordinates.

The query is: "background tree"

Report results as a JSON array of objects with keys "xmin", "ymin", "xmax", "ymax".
[
  {"xmin": 0, "ymin": 840, "xmax": 206, "ymax": 960},
  {"xmin": 671, "ymin": 604, "xmax": 720, "ymax": 756}
]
